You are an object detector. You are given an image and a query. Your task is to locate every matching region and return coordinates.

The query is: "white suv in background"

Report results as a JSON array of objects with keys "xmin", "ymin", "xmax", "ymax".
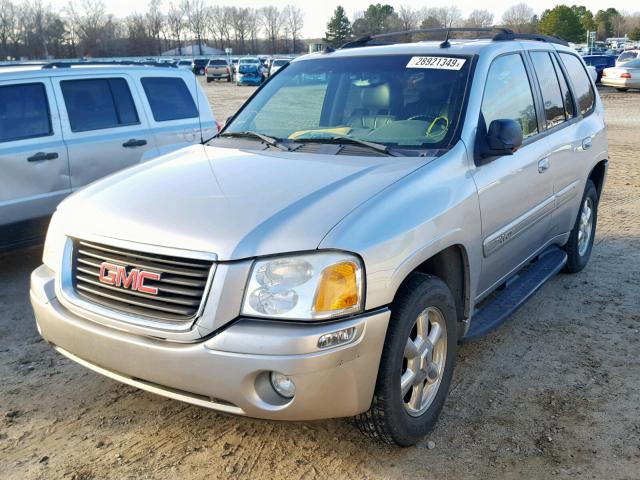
[{"xmin": 0, "ymin": 63, "xmax": 215, "ymax": 251}]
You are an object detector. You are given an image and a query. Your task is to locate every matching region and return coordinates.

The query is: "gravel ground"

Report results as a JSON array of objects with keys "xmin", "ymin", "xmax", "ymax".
[{"xmin": 1, "ymin": 80, "xmax": 639, "ymax": 480}]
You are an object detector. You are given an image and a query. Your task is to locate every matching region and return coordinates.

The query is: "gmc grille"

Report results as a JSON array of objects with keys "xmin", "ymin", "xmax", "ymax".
[{"xmin": 72, "ymin": 240, "xmax": 214, "ymax": 323}]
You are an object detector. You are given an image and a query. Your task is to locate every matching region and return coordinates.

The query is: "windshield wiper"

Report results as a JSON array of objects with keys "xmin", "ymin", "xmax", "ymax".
[
  {"xmin": 295, "ymin": 135, "xmax": 398, "ymax": 156},
  {"xmin": 219, "ymin": 131, "xmax": 291, "ymax": 152}
]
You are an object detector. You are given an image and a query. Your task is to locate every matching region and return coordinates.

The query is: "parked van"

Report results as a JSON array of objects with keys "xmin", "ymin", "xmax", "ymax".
[{"xmin": 0, "ymin": 63, "xmax": 216, "ymax": 251}]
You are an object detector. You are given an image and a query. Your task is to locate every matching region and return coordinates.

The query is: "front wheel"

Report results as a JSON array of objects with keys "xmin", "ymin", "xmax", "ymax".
[
  {"xmin": 564, "ymin": 180, "xmax": 598, "ymax": 273},
  {"xmin": 355, "ymin": 273, "xmax": 457, "ymax": 446}
]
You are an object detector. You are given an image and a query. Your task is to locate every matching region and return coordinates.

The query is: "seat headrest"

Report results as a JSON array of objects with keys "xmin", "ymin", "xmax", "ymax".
[{"xmin": 361, "ymin": 83, "xmax": 390, "ymax": 110}]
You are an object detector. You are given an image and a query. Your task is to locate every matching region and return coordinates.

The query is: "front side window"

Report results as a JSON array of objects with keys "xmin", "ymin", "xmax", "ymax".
[
  {"xmin": 225, "ymin": 54, "xmax": 473, "ymax": 152},
  {"xmin": 530, "ymin": 51, "xmax": 566, "ymax": 129},
  {"xmin": 482, "ymin": 54, "xmax": 538, "ymax": 139},
  {"xmin": 141, "ymin": 77, "xmax": 199, "ymax": 122},
  {"xmin": 61, "ymin": 78, "xmax": 139, "ymax": 133},
  {"xmin": 560, "ymin": 53, "xmax": 595, "ymax": 116},
  {"xmin": 0, "ymin": 83, "xmax": 51, "ymax": 142}
]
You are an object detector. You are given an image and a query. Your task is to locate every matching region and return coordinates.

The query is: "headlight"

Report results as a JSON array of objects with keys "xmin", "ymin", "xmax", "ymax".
[
  {"xmin": 42, "ymin": 211, "xmax": 66, "ymax": 272},
  {"xmin": 241, "ymin": 252, "xmax": 364, "ymax": 320}
]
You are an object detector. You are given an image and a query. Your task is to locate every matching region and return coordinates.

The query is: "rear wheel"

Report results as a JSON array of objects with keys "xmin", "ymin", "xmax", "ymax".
[
  {"xmin": 206, "ymin": 78, "xmax": 212, "ymax": 83},
  {"xmin": 227, "ymin": 75, "xmax": 232, "ymax": 82},
  {"xmin": 616, "ymin": 88, "xmax": 629, "ymax": 92},
  {"xmin": 355, "ymin": 273, "xmax": 457, "ymax": 446},
  {"xmin": 564, "ymin": 180, "xmax": 598, "ymax": 273}
]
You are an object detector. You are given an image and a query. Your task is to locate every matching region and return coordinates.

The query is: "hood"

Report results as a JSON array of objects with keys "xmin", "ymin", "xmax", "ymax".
[{"xmin": 59, "ymin": 144, "xmax": 431, "ymax": 260}]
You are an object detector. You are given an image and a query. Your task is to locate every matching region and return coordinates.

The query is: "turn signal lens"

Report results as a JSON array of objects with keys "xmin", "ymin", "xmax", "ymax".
[{"xmin": 314, "ymin": 261, "xmax": 360, "ymax": 314}]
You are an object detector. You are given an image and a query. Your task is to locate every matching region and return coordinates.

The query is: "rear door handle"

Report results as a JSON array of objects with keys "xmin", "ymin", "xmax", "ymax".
[
  {"xmin": 538, "ymin": 158, "xmax": 550, "ymax": 173},
  {"xmin": 27, "ymin": 152, "xmax": 59, "ymax": 162},
  {"xmin": 582, "ymin": 137, "xmax": 592, "ymax": 150},
  {"xmin": 122, "ymin": 139, "xmax": 147, "ymax": 148}
]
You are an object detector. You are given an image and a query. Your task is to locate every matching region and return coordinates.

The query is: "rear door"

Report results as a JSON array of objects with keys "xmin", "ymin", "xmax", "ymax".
[
  {"xmin": 528, "ymin": 51, "xmax": 595, "ymax": 237},
  {"xmin": 473, "ymin": 53, "xmax": 555, "ymax": 297},
  {"xmin": 52, "ymin": 73, "xmax": 158, "ymax": 189},
  {"xmin": 0, "ymin": 78, "xmax": 70, "ymax": 246}
]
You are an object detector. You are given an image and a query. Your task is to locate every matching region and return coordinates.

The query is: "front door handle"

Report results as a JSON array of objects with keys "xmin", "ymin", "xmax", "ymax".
[
  {"xmin": 582, "ymin": 137, "xmax": 593, "ymax": 150},
  {"xmin": 538, "ymin": 158, "xmax": 550, "ymax": 173},
  {"xmin": 122, "ymin": 139, "xmax": 147, "ymax": 148},
  {"xmin": 27, "ymin": 152, "xmax": 59, "ymax": 162}
]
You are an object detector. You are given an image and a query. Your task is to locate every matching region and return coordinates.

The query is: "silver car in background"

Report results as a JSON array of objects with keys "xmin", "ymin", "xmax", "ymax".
[
  {"xmin": 0, "ymin": 63, "xmax": 216, "ymax": 251},
  {"xmin": 602, "ymin": 59, "xmax": 640, "ymax": 91}
]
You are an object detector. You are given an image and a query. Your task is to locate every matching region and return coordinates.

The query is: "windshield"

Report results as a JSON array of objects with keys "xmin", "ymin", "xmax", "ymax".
[
  {"xmin": 224, "ymin": 54, "xmax": 472, "ymax": 151},
  {"xmin": 209, "ymin": 60, "xmax": 227, "ymax": 66}
]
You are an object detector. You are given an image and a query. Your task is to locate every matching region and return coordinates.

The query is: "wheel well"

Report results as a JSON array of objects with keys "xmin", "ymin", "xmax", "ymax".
[
  {"xmin": 588, "ymin": 160, "xmax": 607, "ymax": 198},
  {"xmin": 411, "ymin": 245, "xmax": 468, "ymax": 323}
]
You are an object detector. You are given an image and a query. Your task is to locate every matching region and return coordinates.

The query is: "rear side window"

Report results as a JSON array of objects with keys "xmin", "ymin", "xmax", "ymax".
[
  {"xmin": 551, "ymin": 55, "xmax": 575, "ymax": 119},
  {"xmin": 141, "ymin": 77, "xmax": 199, "ymax": 122},
  {"xmin": 61, "ymin": 78, "xmax": 139, "ymax": 132},
  {"xmin": 0, "ymin": 83, "xmax": 51, "ymax": 143},
  {"xmin": 530, "ymin": 52, "xmax": 566, "ymax": 129},
  {"xmin": 560, "ymin": 53, "xmax": 595, "ymax": 116},
  {"xmin": 482, "ymin": 53, "xmax": 538, "ymax": 139}
]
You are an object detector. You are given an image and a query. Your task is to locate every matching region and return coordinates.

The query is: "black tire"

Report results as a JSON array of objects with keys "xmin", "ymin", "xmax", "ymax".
[
  {"xmin": 564, "ymin": 180, "xmax": 598, "ymax": 273},
  {"xmin": 355, "ymin": 273, "xmax": 457, "ymax": 446},
  {"xmin": 616, "ymin": 88, "xmax": 629, "ymax": 92},
  {"xmin": 227, "ymin": 75, "xmax": 232, "ymax": 82},
  {"xmin": 206, "ymin": 78, "xmax": 212, "ymax": 83}
]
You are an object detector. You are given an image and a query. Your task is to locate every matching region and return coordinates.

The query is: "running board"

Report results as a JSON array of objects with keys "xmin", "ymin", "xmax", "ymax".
[{"xmin": 463, "ymin": 246, "xmax": 567, "ymax": 341}]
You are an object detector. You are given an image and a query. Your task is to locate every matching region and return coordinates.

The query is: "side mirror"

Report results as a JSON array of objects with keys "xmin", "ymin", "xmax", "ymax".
[{"xmin": 480, "ymin": 119, "xmax": 523, "ymax": 158}]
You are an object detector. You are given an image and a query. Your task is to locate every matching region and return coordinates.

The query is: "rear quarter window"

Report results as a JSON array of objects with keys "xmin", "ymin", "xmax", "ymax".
[
  {"xmin": 559, "ymin": 53, "xmax": 595, "ymax": 116},
  {"xmin": 0, "ymin": 83, "xmax": 52, "ymax": 143},
  {"xmin": 141, "ymin": 77, "xmax": 199, "ymax": 122}
]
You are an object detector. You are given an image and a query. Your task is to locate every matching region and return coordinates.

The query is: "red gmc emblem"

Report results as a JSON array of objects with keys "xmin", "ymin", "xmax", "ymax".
[{"xmin": 98, "ymin": 262, "xmax": 161, "ymax": 295}]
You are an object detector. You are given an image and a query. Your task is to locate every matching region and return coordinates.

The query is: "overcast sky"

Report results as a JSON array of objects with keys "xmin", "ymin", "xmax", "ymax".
[{"xmin": 49, "ymin": 0, "xmax": 640, "ymax": 38}]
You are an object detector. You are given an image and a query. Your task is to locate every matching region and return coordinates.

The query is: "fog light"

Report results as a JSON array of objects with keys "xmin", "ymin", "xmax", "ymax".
[
  {"xmin": 270, "ymin": 372, "xmax": 295, "ymax": 399},
  {"xmin": 317, "ymin": 327, "xmax": 356, "ymax": 349}
]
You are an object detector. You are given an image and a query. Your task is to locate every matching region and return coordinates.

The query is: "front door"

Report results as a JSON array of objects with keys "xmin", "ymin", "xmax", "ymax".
[
  {"xmin": 472, "ymin": 53, "xmax": 554, "ymax": 298},
  {"xmin": 0, "ymin": 78, "xmax": 70, "ymax": 247}
]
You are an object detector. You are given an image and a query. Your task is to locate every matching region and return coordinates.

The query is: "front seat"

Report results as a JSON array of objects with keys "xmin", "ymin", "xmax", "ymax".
[{"xmin": 348, "ymin": 83, "xmax": 396, "ymax": 130}]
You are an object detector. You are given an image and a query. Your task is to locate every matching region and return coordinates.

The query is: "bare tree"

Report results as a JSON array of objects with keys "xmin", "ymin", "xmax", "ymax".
[
  {"xmin": 0, "ymin": 0, "xmax": 17, "ymax": 59},
  {"xmin": 246, "ymin": 7, "xmax": 259, "ymax": 53},
  {"xmin": 182, "ymin": 0, "xmax": 207, "ymax": 55},
  {"xmin": 166, "ymin": 2, "xmax": 184, "ymax": 54},
  {"xmin": 229, "ymin": 6, "xmax": 248, "ymax": 53},
  {"xmin": 283, "ymin": 4, "xmax": 303, "ymax": 53},
  {"xmin": 420, "ymin": 7, "xmax": 463, "ymax": 28},
  {"xmin": 260, "ymin": 5, "xmax": 282, "ymax": 53},
  {"xmin": 465, "ymin": 9, "xmax": 494, "ymax": 28},
  {"xmin": 398, "ymin": 5, "xmax": 419, "ymax": 31},
  {"xmin": 67, "ymin": 0, "xmax": 113, "ymax": 56},
  {"xmin": 210, "ymin": 5, "xmax": 231, "ymax": 50},
  {"xmin": 501, "ymin": 3, "xmax": 535, "ymax": 33},
  {"xmin": 146, "ymin": 0, "xmax": 163, "ymax": 55}
]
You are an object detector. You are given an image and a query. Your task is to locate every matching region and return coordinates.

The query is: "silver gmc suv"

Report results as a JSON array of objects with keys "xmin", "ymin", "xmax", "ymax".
[{"xmin": 30, "ymin": 29, "xmax": 608, "ymax": 446}]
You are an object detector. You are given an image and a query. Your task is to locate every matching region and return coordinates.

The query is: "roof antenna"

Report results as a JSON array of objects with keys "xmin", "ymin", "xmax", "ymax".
[{"xmin": 440, "ymin": 21, "xmax": 453, "ymax": 48}]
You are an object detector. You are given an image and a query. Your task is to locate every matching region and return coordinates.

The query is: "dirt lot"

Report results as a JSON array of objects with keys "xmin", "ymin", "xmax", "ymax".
[{"xmin": 1, "ymin": 80, "xmax": 639, "ymax": 480}]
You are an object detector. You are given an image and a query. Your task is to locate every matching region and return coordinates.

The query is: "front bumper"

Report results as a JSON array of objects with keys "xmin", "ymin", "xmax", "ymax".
[{"xmin": 31, "ymin": 264, "xmax": 390, "ymax": 420}]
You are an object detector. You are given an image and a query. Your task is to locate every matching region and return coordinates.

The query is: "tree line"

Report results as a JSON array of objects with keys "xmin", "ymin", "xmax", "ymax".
[
  {"xmin": 324, "ymin": 4, "xmax": 640, "ymax": 47},
  {"xmin": 0, "ymin": 0, "xmax": 305, "ymax": 60}
]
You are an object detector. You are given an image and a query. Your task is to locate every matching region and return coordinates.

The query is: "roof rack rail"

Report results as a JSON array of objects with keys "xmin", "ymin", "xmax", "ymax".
[
  {"xmin": 492, "ymin": 31, "xmax": 569, "ymax": 47},
  {"xmin": 340, "ymin": 27, "xmax": 569, "ymax": 49},
  {"xmin": 41, "ymin": 60, "xmax": 177, "ymax": 69}
]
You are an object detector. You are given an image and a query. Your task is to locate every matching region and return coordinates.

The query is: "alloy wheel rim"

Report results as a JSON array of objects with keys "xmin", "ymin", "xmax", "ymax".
[
  {"xmin": 577, "ymin": 197, "xmax": 594, "ymax": 256},
  {"xmin": 401, "ymin": 306, "xmax": 447, "ymax": 417}
]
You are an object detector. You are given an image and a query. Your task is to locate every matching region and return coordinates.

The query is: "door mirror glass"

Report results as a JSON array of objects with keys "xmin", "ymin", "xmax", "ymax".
[{"xmin": 481, "ymin": 119, "xmax": 523, "ymax": 158}]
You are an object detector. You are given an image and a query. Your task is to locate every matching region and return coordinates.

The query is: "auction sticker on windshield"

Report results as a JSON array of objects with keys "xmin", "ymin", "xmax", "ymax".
[{"xmin": 406, "ymin": 57, "xmax": 466, "ymax": 70}]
